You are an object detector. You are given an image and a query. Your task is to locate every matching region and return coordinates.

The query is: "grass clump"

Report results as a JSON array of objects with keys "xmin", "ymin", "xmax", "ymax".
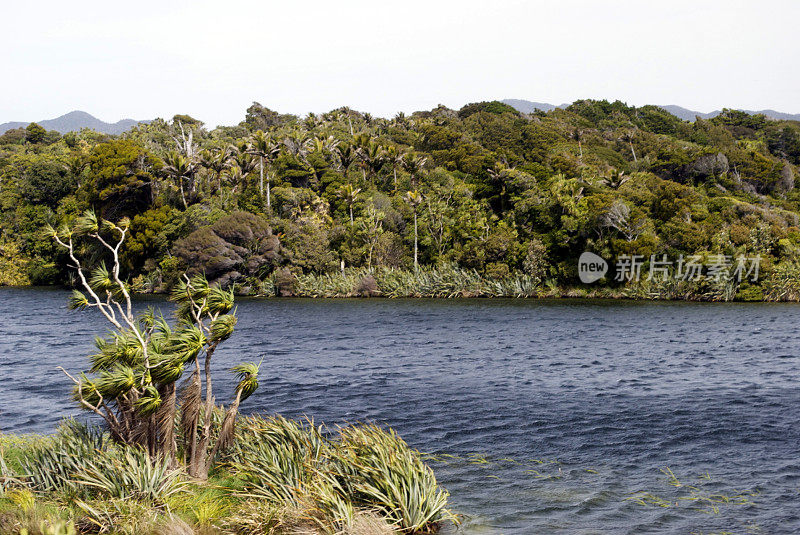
[
  {"xmin": 288, "ymin": 264, "xmax": 541, "ymax": 298},
  {"xmin": 327, "ymin": 425, "xmax": 452, "ymax": 532},
  {"xmin": 225, "ymin": 416, "xmax": 455, "ymax": 533}
]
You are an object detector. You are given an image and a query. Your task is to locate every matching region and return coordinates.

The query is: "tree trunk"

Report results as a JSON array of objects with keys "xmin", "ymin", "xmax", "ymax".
[
  {"xmin": 629, "ymin": 141, "xmax": 637, "ymax": 162},
  {"xmin": 185, "ymin": 361, "xmax": 202, "ymax": 477},
  {"xmin": 259, "ymin": 157, "xmax": 264, "ymax": 196},
  {"xmin": 413, "ymin": 211, "xmax": 418, "ymax": 272},
  {"xmin": 204, "ymin": 391, "xmax": 242, "ymax": 474},
  {"xmin": 179, "ymin": 179, "xmax": 188, "ymax": 209},
  {"xmin": 189, "ymin": 344, "xmax": 218, "ymax": 480}
]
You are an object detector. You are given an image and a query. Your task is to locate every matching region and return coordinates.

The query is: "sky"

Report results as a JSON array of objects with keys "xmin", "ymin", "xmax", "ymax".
[{"xmin": 2, "ymin": 0, "xmax": 798, "ymax": 128}]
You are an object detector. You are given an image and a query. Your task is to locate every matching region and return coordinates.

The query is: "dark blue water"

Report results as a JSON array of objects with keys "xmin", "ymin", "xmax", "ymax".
[{"xmin": 1, "ymin": 288, "xmax": 799, "ymax": 534}]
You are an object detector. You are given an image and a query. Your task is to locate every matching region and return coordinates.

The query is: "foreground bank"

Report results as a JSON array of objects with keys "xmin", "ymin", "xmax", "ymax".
[{"xmin": 0, "ymin": 417, "xmax": 455, "ymax": 535}]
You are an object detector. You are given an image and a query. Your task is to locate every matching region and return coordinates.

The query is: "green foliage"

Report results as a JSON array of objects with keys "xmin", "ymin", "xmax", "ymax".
[
  {"xmin": 173, "ymin": 210, "xmax": 279, "ymax": 287},
  {"xmin": 232, "ymin": 361, "xmax": 260, "ymax": 401},
  {"xmin": 72, "ymin": 447, "xmax": 187, "ymax": 503},
  {"xmin": 0, "ymin": 240, "xmax": 30, "ymax": 286},
  {"xmin": 19, "ymin": 420, "xmax": 108, "ymax": 497},
  {"xmin": 329, "ymin": 425, "xmax": 454, "ymax": 532},
  {"xmin": 292, "ymin": 264, "xmax": 540, "ymax": 298}
]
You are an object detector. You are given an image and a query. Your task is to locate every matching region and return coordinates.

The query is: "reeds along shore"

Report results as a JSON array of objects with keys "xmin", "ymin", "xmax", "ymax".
[
  {"xmin": 143, "ymin": 263, "xmax": 800, "ymax": 301},
  {"xmin": 0, "ymin": 416, "xmax": 456, "ymax": 535}
]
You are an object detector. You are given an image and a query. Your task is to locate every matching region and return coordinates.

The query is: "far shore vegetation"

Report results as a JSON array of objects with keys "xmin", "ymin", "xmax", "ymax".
[{"xmin": 1, "ymin": 100, "xmax": 800, "ymax": 301}]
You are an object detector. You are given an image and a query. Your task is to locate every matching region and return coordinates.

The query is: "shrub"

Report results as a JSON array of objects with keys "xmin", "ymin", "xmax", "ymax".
[{"xmin": 356, "ymin": 274, "xmax": 379, "ymax": 296}]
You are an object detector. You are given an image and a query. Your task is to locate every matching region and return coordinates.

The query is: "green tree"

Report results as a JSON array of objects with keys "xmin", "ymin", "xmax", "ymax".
[
  {"xmin": 161, "ymin": 151, "xmax": 194, "ymax": 208},
  {"xmin": 83, "ymin": 140, "xmax": 158, "ymax": 219},
  {"xmin": 25, "ymin": 122, "xmax": 47, "ymax": 144}
]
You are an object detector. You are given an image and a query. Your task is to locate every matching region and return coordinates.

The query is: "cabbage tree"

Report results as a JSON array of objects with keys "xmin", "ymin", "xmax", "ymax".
[{"xmin": 48, "ymin": 210, "xmax": 259, "ymax": 479}]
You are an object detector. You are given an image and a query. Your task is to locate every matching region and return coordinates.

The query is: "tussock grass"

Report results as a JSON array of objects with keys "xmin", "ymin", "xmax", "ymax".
[{"xmin": 286, "ymin": 264, "xmax": 541, "ymax": 298}]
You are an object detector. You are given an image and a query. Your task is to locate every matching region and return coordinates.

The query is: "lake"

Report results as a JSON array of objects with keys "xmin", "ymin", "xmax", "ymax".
[{"xmin": 1, "ymin": 288, "xmax": 799, "ymax": 534}]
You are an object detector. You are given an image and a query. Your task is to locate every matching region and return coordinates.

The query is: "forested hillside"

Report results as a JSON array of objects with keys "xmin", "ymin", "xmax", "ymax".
[{"xmin": 2, "ymin": 99, "xmax": 800, "ymax": 300}]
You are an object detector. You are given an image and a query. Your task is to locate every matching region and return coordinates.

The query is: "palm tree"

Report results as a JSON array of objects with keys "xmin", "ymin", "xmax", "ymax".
[
  {"xmin": 385, "ymin": 146, "xmax": 405, "ymax": 191},
  {"xmin": 207, "ymin": 361, "xmax": 261, "ymax": 462},
  {"xmin": 402, "ymin": 153, "xmax": 427, "ymax": 187},
  {"xmin": 602, "ymin": 170, "xmax": 630, "ymax": 189},
  {"xmin": 48, "ymin": 211, "xmax": 258, "ymax": 479},
  {"xmin": 357, "ymin": 142, "xmax": 385, "ymax": 184},
  {"xmin": 404, "ymin": 190, "xmax": 424, "ymax": 271},
  {"xmin": 221, "ymin": 164, "xmax": 245, "ymax": 192},
  {"xmin": 65, "ymin": 155, "xmax": 87, "ymax": 189},
  {"xmin": 393, "ymin": 111, "xmax": 408, "ymax": 129},
  {"xmin": 229, "ymin": 142, "xmax": 257, "ymax": 190},
  {"xmin": 198, "ymin": 148, "xmax": 229, "ymax": 194},
  {"xmin": 162, "ymin": 151, "xmax": 194, "ymax": 208},
  {"xmin": 572, "ymin": 129, "xmax": 584, "ymax": 162},
  {"xmin": 284, "ymin": 132, "xmax": 311, "ymax": 162},
  {"xmin": 249, "ymin": 130, "xmax": 280, "ymax": 203},
  {"xmin": 338, "ymin": 183, "xmax": 361, "ymax": 224},
  {"xmin": 620, "ymin": 130, "xmax": 638, "ymax": 162},
  {"xmin": 334, "ymin": 143, "xmax": 357, "ymax": 179},
  {"xmin": 313, "ymin": 135, "xmax": 339, "ymax": 155},
  {"xmin": 487, "ymin": 164, "xmax": 512, "ymax": 212}
]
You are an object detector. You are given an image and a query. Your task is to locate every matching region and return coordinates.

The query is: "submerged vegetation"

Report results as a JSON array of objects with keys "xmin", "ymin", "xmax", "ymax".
[{"xmin": 1, "ymin": 100, "xmax": 800, "ymax": 300}]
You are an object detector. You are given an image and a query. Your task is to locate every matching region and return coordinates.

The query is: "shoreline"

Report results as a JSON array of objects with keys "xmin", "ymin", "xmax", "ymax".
[{"xmin": 3, "ymin": 284, "xmax": 799, "ymax": 303}]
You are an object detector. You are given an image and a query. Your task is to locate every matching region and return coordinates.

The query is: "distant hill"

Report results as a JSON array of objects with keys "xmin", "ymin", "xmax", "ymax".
[
  {"xmin": 502, "ymin": 99, "xmax": 800, "ymax": 122},
  {"xmin": 0, "ymin": 111, "xmax": 149, "ymax": 135},
  {"xmin": 500, "ymin": 99, "xmax": 562, "ymax": 113},
  {"xmin": 659, "ymin": 105, "xmax": 800, "ymax": 122}
]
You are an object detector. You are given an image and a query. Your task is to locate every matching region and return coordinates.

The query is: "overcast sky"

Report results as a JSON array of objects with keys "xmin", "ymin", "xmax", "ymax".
[{"xmin": 3, "ymin": 0, "xmax": 798, "ymax": 128}]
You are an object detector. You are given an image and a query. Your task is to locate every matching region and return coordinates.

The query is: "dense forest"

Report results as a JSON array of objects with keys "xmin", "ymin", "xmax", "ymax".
[{"xmin": 1, "ymin": 99, "xmax": 800, "ymax": 300}]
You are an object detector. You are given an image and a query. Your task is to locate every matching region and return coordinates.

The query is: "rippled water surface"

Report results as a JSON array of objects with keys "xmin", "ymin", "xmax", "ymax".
[{"xmin": 1, "ymin": 288, "xmax": 799, "ymax": 533}]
